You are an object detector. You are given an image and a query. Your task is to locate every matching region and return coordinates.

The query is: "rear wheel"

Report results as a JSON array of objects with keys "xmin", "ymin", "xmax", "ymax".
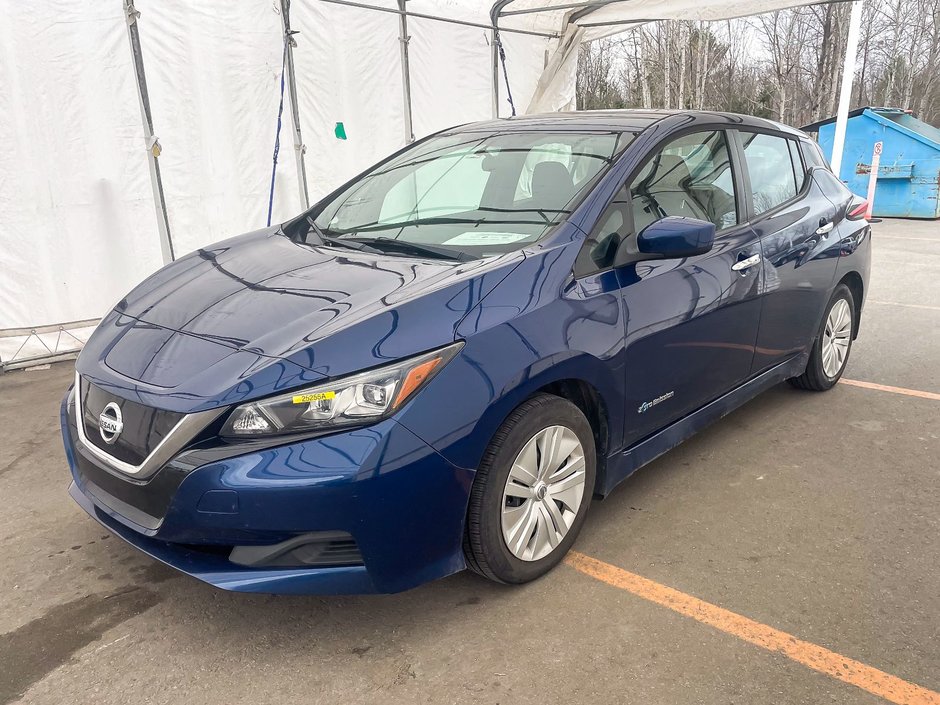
[
  {"xmin": 464, "ymin": 394, "xmax": 596, "ymax": 584},
  {"xmin": 789, "ymin": 284, "xmax": 855, "ymax": 391}
]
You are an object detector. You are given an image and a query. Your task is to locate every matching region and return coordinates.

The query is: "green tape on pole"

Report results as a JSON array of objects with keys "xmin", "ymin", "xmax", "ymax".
[{"xmin": 334, "ymin": 122, "xmax": 347, "ymax": 140}]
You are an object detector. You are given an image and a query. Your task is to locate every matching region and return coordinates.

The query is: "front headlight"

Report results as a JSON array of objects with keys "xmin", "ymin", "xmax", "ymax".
[{"xmin": 220, "ymin": 342, "xmax": 463, "ymax": 437}]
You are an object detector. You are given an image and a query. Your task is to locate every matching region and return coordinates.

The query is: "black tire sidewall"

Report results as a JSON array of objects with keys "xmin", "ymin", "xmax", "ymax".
[
  {"xmin": 810, "ymin": 284, "xmax": 855, "ymax": 388},
  {"xmin": 471, "ymin": 395, "xmax": 596, "ymax": 584}
]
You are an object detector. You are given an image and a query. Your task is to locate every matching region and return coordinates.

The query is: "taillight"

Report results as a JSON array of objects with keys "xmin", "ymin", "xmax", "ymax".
[{"xmin": 847, "ymin": 200, "xmax": 869, "ymax": 221}]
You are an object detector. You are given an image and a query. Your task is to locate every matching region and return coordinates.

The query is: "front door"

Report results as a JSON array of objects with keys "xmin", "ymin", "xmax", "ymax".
[{"xmin": 576, "ymin": 129, "xmax": 764, "ymax": 448}]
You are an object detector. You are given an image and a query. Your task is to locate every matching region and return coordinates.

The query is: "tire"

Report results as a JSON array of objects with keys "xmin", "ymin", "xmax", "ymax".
[
  {"xmin": 463, "ymin": 393, "xmax": 596, "ymax": 584},
  {"xmin": 789, "ymin": 283, "xmax": 856, "ymax": 391}
]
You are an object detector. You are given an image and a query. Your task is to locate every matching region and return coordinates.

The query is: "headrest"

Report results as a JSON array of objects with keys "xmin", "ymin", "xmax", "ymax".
[
  {"xmin": 531, "ymin": 161, "xmax": 574, "ymax": 204},
  {"xmin": 648, "ymin": 154, "xmax": 691, "ymax": 188}
]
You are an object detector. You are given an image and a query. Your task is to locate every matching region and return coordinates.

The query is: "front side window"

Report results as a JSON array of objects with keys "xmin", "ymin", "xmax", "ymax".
[
  {"xmin": 740, "ymin": 132, "xmax": 799, "ymax": 215},
  {"xmin": 574, "ymin": 130, "xmax": 737, "ymax": 276},
  {"xmin": 311, "ymin": 130, "xmax": 632, "ymax": 258},
  {"xmin": 629, "ymin": 130, "xmax": 738, "ymax": 234}
]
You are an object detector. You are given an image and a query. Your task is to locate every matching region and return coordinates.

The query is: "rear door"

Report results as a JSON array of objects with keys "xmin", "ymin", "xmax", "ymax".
[{"xmin": 734, "ymin": 130, "xmax": 843, "ymax": 373}]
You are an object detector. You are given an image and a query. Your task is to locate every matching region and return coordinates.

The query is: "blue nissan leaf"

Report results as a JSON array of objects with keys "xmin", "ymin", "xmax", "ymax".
[{"xmin": 63, "ymin": 110, "xmax": 871, "ymax": 594}]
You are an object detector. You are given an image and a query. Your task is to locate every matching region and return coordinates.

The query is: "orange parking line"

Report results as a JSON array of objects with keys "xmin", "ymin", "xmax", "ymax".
[
  {"xmin": 565, "ymin": 552, "xmax": 940, "ymax": 705},
  {"xmin": 840, "ymin": 378, "xmax": 940, "ymax": 401}
]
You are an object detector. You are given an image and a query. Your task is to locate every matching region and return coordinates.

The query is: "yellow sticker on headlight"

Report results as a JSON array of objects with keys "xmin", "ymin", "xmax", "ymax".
[{"xmin": 292, "ymin": 391, "xmax": 336, "ymax": 404}]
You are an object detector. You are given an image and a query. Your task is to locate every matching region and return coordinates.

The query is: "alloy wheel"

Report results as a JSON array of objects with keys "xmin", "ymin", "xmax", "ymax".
[
  {"xmin": 500, "ymin": 425, "xmax": 587, "ymax": 561},
  {"xmin": 822, "ymin": 298, "xmax": 853, "ymax": 378}
]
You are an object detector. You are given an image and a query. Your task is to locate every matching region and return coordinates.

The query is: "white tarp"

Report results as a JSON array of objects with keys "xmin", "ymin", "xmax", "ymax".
[
  {"xmin": 1, "ymin": 0, "xmax": 851, "ymax": 351},
  {"xmin": 0, "ymin": 0, "xmax": 550, "ymax": 344},
  {"xmin": 0, "ymin": 1, "xmax": 165, "ymax": 333}
]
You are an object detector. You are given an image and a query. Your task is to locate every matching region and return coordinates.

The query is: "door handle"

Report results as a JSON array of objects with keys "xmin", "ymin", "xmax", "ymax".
[
  {"xmin": 816, "ymin": 220, "xmax": 834, "ymax": 236},
  {"xmin": 731, "ymin": 253, "xmax": 761, "ymax": 272}
]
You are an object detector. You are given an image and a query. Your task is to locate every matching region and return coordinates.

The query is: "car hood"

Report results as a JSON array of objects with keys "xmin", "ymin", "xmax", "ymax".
[{"xmin": 77, "ymin": 228, "xmax": 523, "ymax": 412}]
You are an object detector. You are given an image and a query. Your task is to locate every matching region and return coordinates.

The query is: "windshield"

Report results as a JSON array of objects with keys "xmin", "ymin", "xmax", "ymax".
[{"xmin": 307, "ymin": 130, "xmax": 633, "ymax": 258}]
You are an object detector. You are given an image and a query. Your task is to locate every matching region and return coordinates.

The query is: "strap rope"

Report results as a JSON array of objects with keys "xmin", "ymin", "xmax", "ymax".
[
  {"xmin": 495, "ymin": 28, "xmax": 517, "ymax": 117},
  {"xmin": 267, "ymin": 33, "xmax": 290, "ymax": 227}
]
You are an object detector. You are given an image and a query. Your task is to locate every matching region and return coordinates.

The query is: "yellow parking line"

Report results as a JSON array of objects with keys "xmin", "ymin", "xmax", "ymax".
[
  {"xmin": 566, "ymin": 552, "xmax": 940, "ymax": 705},
  {"xmin": 869, "ymin": 300, "xmax": 940, "ymax": 312},
  {"xmin": 840, "ymin": 378, "xmax": 940, "ymax": 401}
]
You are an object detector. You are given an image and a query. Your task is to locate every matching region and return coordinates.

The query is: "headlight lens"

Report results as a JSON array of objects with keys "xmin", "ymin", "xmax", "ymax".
[{"xmin": 220, "ymin": 342, "xmax": 462, "ymax": 437}]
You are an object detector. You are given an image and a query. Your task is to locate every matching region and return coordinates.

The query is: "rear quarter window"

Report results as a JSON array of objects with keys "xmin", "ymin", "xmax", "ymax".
[{"xmin": 800, "ymin": 139, "xmax": 830, "ymax": 171}]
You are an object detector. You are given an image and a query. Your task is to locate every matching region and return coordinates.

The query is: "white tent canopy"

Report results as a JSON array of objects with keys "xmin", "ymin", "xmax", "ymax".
[{"xmin": 0, "ymin": 0, "xmax": 858, "ymax": 367}]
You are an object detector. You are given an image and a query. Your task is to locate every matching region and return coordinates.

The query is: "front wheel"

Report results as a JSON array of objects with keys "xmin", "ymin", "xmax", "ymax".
[
  {"xmin": 464, "ymin": 394, "xmax": 596, "ymax": 584},
  {"xmin": 789, "ymin": 284, "xmax": 855, "ymax": 391}
]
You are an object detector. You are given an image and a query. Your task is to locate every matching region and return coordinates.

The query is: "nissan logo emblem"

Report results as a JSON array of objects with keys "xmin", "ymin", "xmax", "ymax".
[{"xmin": 98, "ymin": 402, "xmax": 124, "ymax": 445}]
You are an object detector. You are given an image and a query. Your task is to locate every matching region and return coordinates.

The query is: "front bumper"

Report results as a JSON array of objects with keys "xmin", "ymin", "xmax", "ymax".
[{"xmin": 62, "ymin": 391, "xmax": 475, "ymax": 594}]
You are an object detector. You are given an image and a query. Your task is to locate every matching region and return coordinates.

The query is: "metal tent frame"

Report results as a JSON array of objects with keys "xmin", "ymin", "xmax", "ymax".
[
  {"xmin": 1, "ymin": 0, "xmax": 866, "ymax": 372},
  {"xmin": 488, "ymin": 0, "xmax": 863, "ymax": 175},
  {"xmin": 126, "ymin": 0, "xmax": 863, "ymax": 272}
]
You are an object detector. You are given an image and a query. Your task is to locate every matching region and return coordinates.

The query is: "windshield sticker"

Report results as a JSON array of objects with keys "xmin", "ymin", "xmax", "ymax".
[
  {"xmin": 443, "ymin": 232, "xmax": 531, "ymax": 246},
  {"xmin": 293, "ymin": 391, "xmax": 335, "ymax": 404}
]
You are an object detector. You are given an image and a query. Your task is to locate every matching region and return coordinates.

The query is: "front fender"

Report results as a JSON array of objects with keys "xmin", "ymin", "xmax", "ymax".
[
  {"xmin": 395, "ymin": 338, "xmax": 623, "ymax": 473},
  {"xmin": 394, "ymin": 243, "xmax": 627, "ymax": 473}
]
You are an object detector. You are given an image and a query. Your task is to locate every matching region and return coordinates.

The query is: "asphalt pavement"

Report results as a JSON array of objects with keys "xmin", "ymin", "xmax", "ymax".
[{"xmin": 0, "ymin": 218, "xmax": 937, "ymax": 705}]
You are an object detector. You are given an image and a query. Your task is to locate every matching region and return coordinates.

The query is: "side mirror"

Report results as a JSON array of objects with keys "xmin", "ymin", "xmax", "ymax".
[{"xmin": 636, "ymin": 216, "xmax": 716, "ymax": 259}]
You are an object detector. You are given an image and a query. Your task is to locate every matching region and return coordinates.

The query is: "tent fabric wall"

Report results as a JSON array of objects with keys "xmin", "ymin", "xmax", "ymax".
[
  {"xmin": 408, "ymin": 15, "xmax": 499, "ymax": 133},
  {"xmin": 134, "ymin": 1, "xmax": 304, "ymax": 256},
  {"xmin": 0, "ymin": 0, "xmax": 553, "ymax": 341},
  {"xmin": 0, "ymin": 1, "xmax": 164, "ymax": 331},
  {"xmin": 1, "ymin": 0, "xmax": 855, "ymax": 349},
  {"xmin": 525, "ymin": 25, "xmax": 583, "ymax": 114},
  {"xmin": 292, "ymin": 0, "xmax": 408, "ymax": 200}
]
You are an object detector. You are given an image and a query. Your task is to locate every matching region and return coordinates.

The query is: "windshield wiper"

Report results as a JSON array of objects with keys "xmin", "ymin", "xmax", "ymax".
[
  {"xmin": 306, "ymin": 217, "xmax": 386, "ymax": 254},
  {"xmin": 335, "ymin": 216, "xmax": 555, "ymax": 235},
  {"xmin": 320, "ymin": 235, "xmax": 385, "ymax": 254},
  {"xmin": 345, "ymin": 237, "xmax": 476, "ymax": 262},
  {"xmin": 305, "ymin": 215, "xmax": 328, "ymax": 243}
]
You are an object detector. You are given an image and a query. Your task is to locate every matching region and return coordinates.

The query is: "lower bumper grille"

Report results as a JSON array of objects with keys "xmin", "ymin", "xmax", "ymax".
[{"xmin": 227, "ymin": 532, "xmax": 363, "ymax": 568}]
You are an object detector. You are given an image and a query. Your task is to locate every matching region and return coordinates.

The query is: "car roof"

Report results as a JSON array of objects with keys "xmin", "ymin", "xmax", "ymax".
[{"xmin": 452, "ymin": 109, "xmax": 808, "ymax": 138}]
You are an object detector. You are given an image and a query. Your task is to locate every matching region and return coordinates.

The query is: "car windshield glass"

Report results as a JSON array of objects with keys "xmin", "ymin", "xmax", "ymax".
[{"xmin": 308, "ymin": 130, "xmax": 633, "ymax": 258}]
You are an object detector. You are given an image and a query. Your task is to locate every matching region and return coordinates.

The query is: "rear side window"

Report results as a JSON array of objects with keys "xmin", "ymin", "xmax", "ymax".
[
  {"xmin": 788, "ymin": 140, "xmax": 806, "ymax": 191},
  {"xmin": 740, "ymin": 132, "xmax": 798, "ymax": 215}
]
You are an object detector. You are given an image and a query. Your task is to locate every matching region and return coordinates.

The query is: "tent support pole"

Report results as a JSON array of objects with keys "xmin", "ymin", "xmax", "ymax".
[
  {"xmin": 397, "ymin": 0, "xmax": 415, "ymax": 143},
  {"xmin": 830, "ymin": 0, "xmax": 863, "ymax": 178},
  {"xmin": 124, "ymin": 0, "xmax": 175, "ymax": 264},
  {"xmin": 490, "ymin": 1, "xmax": 514, "ymax": 118},
  {"xmin": 491, "ymin": 29, "xmax": 500, "ymax": 118},
  {"xmin": 280, "ymin": 0, "xmax": 310, "ymax": 209}
]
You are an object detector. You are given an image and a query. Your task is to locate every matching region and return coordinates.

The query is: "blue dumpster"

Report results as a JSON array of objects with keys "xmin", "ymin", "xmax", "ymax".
[{"xmin": 803, "ymin": 107, "xmax": 940, "ymax": 219}]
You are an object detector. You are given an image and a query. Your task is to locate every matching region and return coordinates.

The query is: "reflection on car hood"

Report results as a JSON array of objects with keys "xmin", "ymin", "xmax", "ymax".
[{"xmin": 89, "ymin": 228, "xmax": 522, "ymax": 405}]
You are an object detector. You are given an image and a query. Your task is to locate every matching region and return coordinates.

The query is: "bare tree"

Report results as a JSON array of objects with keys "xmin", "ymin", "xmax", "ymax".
[{"xmin": 576, "ymin": 0, "xmax": 940, "ymax": 127}]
